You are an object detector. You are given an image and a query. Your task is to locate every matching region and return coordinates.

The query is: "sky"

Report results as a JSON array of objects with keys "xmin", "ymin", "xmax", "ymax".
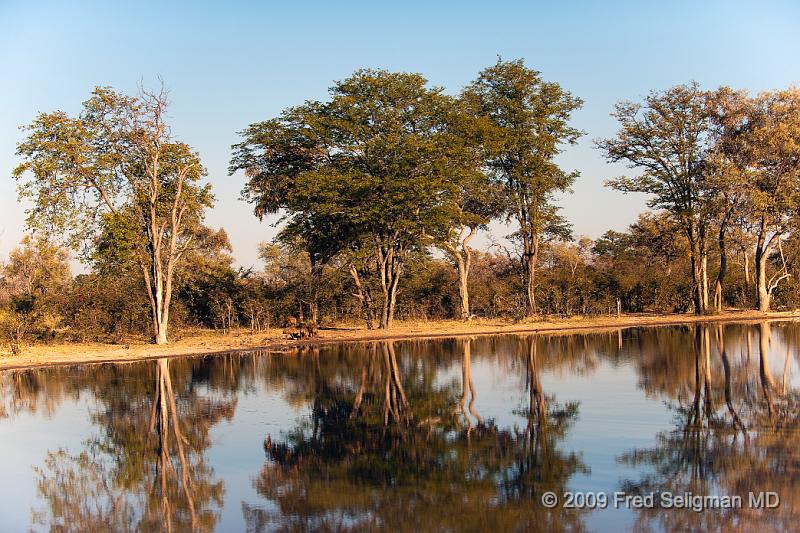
[{"xmin": 1, "ymin": 0, "xmax": 799, "ymax": 269}]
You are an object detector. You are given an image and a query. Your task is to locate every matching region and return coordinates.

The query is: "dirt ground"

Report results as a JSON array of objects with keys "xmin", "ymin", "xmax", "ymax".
[{"xmin": 1, "ymin": 310, "xmax": 798, "ymax": 371}]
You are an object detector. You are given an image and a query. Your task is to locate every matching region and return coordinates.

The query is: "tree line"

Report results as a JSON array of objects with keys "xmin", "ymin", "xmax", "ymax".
[{"xmin": 4, "ymin": 59, "xmax": 800, "ymax": 346}]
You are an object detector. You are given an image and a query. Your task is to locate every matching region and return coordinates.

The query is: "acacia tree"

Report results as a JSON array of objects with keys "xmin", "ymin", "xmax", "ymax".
[
  {"xmin": 232, "ymin": 69, "xmax": 468, "ymax": 328},
  {"xmin": 715, "ymin": 88, "xmax": 800, "ymax": 311},
  {"xmin": 14, "ymin": 86, "xmax": 213, "ymax": 344},
  {"xmin": 231, "ymin": 101, "xmax": 349, "ymax": 324},
  {"xmin": 432, "ymin": 103, "xmax": 501, "ymax": 320},
  {"xmin": 463, "ymin": 59, "xmax": 582, "ymax": 317},
  {"xmin": 597, "ymin": 83, "xmax": 716, "ymax": 314}
]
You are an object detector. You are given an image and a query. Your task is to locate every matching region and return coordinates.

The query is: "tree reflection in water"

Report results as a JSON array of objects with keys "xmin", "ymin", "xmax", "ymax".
[
  {"xmin": 30, "ymin": 358, "xmax": 236, "ymax": 533},
  {"xmin": 250, "ymin": 337, "xmax": 587, "ymax": 533},
  {"xmin": 619, "ymin": 322, "xmax": 800, "ymax": 532},
  {"xmin": 3, "ymin": 323, "xmax": 798, "ymax": 532}
]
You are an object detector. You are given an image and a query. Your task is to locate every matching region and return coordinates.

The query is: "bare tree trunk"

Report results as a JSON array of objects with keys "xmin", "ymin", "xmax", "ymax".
[
  {"xmin": 375, "ymin": 233, "xmax": 405, "ymax": 329},
  {"xmin": 687, "ymin": 221, "xmax": 709, "ymax": 314},
  {"xmin": 701, "ymin": 243, "xmax": 709, "ymax": 312},
  {"xmin": 524, "ymin": 252, "xmax": 537, "ymax": 317},
  {"xmin": 443, "ymin": 225, "xmax": 477, "ymax": 320},
  {"xmin": 756, "ymin": 245, "xmax": 771, "ymax": 312},
  {"xmin": 688, "ymin": 231, "xmax": 703, "ymax": 314},
  {"xmin": 755, "ymin": 217, "xmax": 770, "ymax": 312},
  {"xmin": 349, "ymin": 264, "xmax": 375, "ymax": 329},
  {"xmin": 309, "ymin": 260, "xmax": 322, "ymax": 325},
  {"xmin": 141, "ymin": 149, "xmax": 193, "ymax": 345},
  {"xmin": 753, "ymin": 217, "xmax": 788, "ymax": 313},
  {"xmin": 743, "ymin": 250, "xmax": 750, "ymax": 288},
  {"xmin": 714, "ymin": 216, "xmax": 729, "ymax": 313},
  {"xmin": 520, "ymin": 233, "xmax": 539, "ymax": 318}
]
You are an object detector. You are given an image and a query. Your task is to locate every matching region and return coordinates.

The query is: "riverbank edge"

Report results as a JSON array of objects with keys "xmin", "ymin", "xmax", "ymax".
[{"xmin": 2, "ymin": 310, "xmax": 798, "ymax": 371}]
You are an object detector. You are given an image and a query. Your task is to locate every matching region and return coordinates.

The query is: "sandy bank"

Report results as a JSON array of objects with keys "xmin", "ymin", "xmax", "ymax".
[{"xmin": 1, "ymin": 310, "xmax": 798, "ymax": 371}]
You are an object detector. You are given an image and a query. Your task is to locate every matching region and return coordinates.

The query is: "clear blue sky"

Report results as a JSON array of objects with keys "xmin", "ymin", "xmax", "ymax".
[{"xmin": 1, "ymin": 0, "xmax": 798, "ymax": 268}]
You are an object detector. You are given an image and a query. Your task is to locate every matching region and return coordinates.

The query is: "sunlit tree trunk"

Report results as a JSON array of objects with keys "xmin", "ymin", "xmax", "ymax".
[
  {"xmin": 520, "ymin": 229, "xmax": 541, "ymax": 318},
  {"xmin": 348, "ymin": 264, "xmax": 376, "ymax": 330},
  {"xmin": 714, "ymin": 214, "xmax": 730, "ymax": 313},
  {"xmin": 374, "ymin": 233, "xmax": 406, "ymax": 329},
  {"xmin": 687, "ymin": 222, "xmax": 709, "ymax": 315},
  {"xmin": 754, "ymin": 217, "xmax": 789, "ymax": 312},
  {"xmin": 442, "ymin": 225, "xmax": 477, "ymax": 320},
  {"xmin": 755, "ymin": 227, "xmax": 771, "ymax": 312}
]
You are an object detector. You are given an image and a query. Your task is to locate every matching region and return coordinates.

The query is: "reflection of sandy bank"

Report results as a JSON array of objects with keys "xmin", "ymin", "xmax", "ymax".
[{"xmin": 3, "ymin": 310, "xmax": 799, "ymax": 372}]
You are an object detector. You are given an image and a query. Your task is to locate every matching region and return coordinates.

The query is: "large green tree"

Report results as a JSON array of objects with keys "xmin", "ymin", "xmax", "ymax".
[
  {"xmin": 14, "ymin": 86, "xmax": 213, "ymax": 344},
  {"xmin": 430, "ymin": 99, "xmax": 502, "ymax": 320},
  {"xmin": 232, "ymin": 69, "xmax": 471, "ymax": 328},
  {"xmin": 463, "ymin": 59, "xmax": 583, "ymax": 317}
]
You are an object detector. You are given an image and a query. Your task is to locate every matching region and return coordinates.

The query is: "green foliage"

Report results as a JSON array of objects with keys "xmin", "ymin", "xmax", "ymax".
[
  {"xmin": 463, "ymin": 58, "xmax": 583, "ymax": 315},
  {"xmin": 14, "ymin": 85, "xmax": 215, "ymax": 343},
  {"xmin": 463, "ymin": 58, "xmax": 582, "ymax": 238},
  {"xmin": 0, "ymin": 236, "xmax": 71, "ymax": 352}
]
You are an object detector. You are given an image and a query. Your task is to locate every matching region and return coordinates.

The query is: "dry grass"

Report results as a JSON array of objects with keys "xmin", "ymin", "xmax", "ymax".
[{"xmin": 1, "ymin": 310, "xmax": 798, "ymax": 371}]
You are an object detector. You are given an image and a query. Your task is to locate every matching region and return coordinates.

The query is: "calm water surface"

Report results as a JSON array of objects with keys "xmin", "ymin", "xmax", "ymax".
[{"xmin": 1, "ymin": 322, "xmax": 799, "ymax": 532}]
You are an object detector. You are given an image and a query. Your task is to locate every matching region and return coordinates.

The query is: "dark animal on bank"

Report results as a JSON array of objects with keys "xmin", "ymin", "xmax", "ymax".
[{"xmin": 283, "ymin": 316, "xmax": 318, "ymax": 339}]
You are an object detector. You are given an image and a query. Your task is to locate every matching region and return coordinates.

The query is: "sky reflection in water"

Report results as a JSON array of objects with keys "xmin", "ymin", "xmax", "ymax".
[{"xmin": 0, "ymin": 322, "xmax": 799, "ymax": 532}]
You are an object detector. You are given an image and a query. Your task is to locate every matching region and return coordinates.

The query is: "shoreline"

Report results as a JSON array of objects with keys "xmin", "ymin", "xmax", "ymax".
[{"xmin": 1, "ymin": 310, "xmax": 798, "ymax": 372}]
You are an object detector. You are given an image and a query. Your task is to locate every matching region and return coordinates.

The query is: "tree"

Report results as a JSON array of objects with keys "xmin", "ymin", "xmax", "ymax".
[
  {"xmin": 706, "ymin": 88, "xmax": 750, "ymax": 312},
  {"xmin": 432, "ymin": 103, "xmax": 502, "ymax": 320},
  {"xmin": 14, "ymin": 85, "xmax": 213, "ymax": 344},
  {"xmin": 597, "ymin": 83, "xmax": 716, "ymax": 314},
  {"xmin": 0, "ymin": 236, "xmax": 71, "ymax": 352},
  {"xmin": 464, "ymin": 59, "xmax": 583, "ymax": 317},
  {"xmin": 713, "ymin": 88, "xmax": 800, "ymax": 311},
  {"xmin": 231, "ymin": 101, "xmax": 352, "ymax": 324},
  {"xmin": 232, "ymin": 69, "xmax": 468, "ymax": 328}
]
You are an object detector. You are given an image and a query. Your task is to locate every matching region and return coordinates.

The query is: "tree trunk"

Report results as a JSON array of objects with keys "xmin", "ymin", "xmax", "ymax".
[
  {"xmin": 687, "ymin": 223, "xmax": 708, "ymax": 315},
  {"xmin": 756, "ymin": 244, "xmax": 770, "ymax": 312},
  {"xmin": 142, "ymin": 259, "xmax": 171, "ymax": 345},
  {"xmin": 522, "ymin": 245, "xmax": 539, "ymax": 318},
  {"xmin": 141, "ymin": 159, "xmax": 192, "ymax": 345},
  {"xmin": 156, "ymin": 320, "xmax": 168, "ymax": 345},
  {"xmin": 349, "ymin": 264, "xmax": 375, "ymax": 329},
  {"xmin": 386, "ymin": 274, "xmax": 400, "ymax": 329},
  {"xmin": 375, "ymin": 233, "xmax": 405, "ymax": 329},
  {"xmin": 458, "ymin": 268, "xmax": 470, "ymax": 320},
  {"xmin": 309, "ymin": 260, "xmax": 322, "ymax": 325},
  {"xmin": 743, "ymin": 250, "xmax": 750, "ymax": 288},
  {"xmin": 699, "ymin": 225, "xmax": 709, "ymax": 312},
  {"xmin": 444, "ymin": 225, "xmax": 476, "ymax": 320},
  {"xmin": 714, "ymin": 217, "xmax": 729, "ymax": 313}
]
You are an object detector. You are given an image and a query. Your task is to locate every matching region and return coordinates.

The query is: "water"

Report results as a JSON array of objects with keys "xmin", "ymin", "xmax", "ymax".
[{"xmin": 1, "ymin": 322, "xmax": 798, "ymax": 532}]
